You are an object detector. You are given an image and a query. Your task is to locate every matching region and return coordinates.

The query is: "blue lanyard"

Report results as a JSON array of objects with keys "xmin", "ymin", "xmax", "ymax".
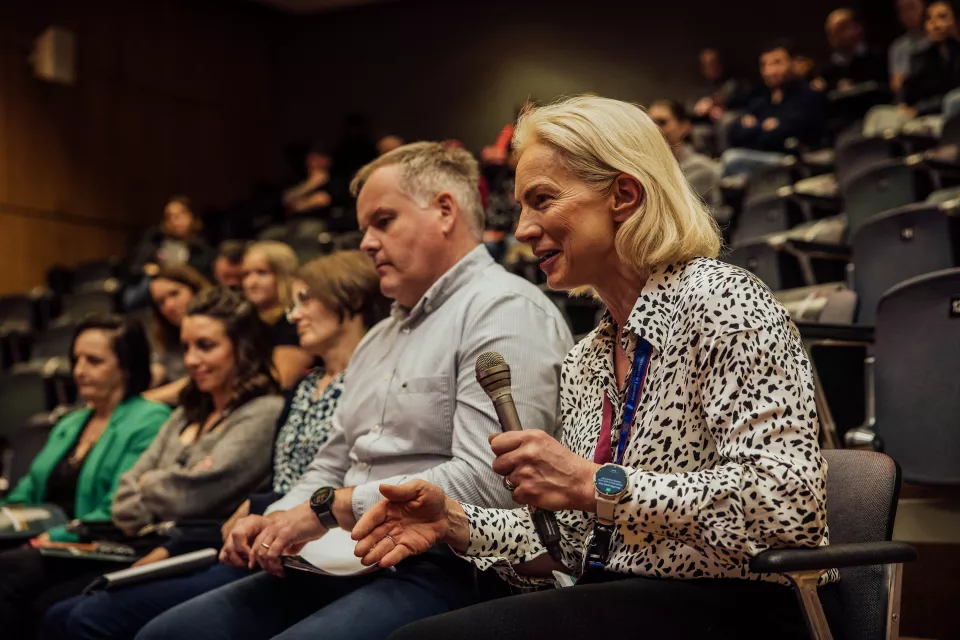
[{"xmin": 614, "ymin": 338, "xmax": 652, "ymax": 465}]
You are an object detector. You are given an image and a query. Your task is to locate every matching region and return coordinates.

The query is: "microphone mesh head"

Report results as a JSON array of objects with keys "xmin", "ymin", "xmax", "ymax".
[{"xmin": 475, "ymin": 352, "xmax": 506, "ymax": 376}]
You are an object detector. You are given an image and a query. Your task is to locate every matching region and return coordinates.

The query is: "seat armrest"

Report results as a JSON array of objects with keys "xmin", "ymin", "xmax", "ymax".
[{"xmin": 751, "ymin": 541, "xmax": 917, "ymax": 574}]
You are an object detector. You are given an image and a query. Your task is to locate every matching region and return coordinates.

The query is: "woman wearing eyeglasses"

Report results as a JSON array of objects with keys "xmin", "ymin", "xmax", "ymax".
[{"xmin": 43, "ymin": 252, "xmax": 389, "ymax": 640}]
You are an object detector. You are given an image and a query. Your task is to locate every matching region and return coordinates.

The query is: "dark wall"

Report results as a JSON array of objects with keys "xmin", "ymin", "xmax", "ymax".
[
  {"xmin": 0, "ymin": 0, "xmax": 283, "ymax": 293},
  {"xmin": 274, "ymin": 0, "xmax": 899, "ymax": 152}
]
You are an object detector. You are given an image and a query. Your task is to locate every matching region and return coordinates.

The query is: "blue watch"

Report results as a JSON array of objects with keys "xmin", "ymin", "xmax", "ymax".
[{"xmin": 594, "ymin": 464, "xmax": 629, "ymax": 525}]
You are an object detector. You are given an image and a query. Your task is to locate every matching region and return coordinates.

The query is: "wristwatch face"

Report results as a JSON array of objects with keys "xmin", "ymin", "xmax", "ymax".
[
  {"xmin": 310, "ymin": 487, "xmax": 335, "ymax": 510},
  {"xmin": 595, "ymin": 465, "xmax": 628, "ymax": 497}
]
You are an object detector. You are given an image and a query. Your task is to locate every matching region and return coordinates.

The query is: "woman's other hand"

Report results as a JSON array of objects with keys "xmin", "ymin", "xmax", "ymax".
[
  {"xmin": 352, "ymin": 481, "xmax": 469, "ymax": 569},
  {"xmin": 490, "ymin": 430, "xmax": 599, "ymax": 513}
]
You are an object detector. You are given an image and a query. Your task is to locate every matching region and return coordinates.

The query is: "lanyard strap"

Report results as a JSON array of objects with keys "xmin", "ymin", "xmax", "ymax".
[{"xmin": 613, "ymin": 338, "xmax": 652, "ymax": 465}]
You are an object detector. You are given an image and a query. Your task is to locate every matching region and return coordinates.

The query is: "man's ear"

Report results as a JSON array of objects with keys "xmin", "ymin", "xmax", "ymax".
[
  {"xmin": 436, "ymin": 192, "xmax": 458, "ymax": 234},
  {"xmin": 611, "ymin": 174, "xmax": 644, "ymax": 224}
]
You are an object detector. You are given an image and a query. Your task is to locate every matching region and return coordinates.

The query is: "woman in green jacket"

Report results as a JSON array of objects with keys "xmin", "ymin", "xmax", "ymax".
[{"xmin": 0, "ymin": 314, "xmax": 170, "ymax": 636}]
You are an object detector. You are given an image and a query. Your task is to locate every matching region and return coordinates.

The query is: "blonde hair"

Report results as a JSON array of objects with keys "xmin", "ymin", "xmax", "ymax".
[
  {"xmin": 513, "ymin": 95, "xmax": 721, "ymax": 271},
  {"xmin": 244, "ymin": 241, "xmax": 299, "ymax": 324},
  {"xmin": 350, "ymin": 141, "xmax": 485, "ymax": 240}
]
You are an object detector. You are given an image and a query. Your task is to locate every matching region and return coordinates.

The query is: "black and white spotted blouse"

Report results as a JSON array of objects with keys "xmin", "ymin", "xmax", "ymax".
[
  {"xmin": 272, "ymin": 368, "xmax": 345, "ymax": 496},
  {"xmin": 459, "ymin": 258, "xmax": 837, "ymax": 587}
]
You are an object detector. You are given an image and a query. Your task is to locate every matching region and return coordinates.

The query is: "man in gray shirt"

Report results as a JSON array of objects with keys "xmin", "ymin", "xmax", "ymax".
[{"xmin": 139, "ymin": 142, "xmax": 572, "ymax": 640}]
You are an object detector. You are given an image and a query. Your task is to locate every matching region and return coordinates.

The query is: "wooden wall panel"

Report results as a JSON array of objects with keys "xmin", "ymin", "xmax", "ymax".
[{"xmin": 0, "ymin": 0, "xmax": 283, "ymax": 295}]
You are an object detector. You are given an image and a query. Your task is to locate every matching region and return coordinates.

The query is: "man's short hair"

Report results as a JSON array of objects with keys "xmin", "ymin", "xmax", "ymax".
[
  {"xmin": 760, "ymin": 38, "xmax": 796, "ymax": 58},
  {"xmin": 217, "ymin": 240, "xmax": 247, "ymax": 265},
  {"xmin": 350, "ymin": 142, "xmax": 485, "ymax": 241}
]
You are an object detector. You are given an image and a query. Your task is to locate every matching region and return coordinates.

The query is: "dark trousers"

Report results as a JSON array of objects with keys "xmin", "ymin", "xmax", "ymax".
[
  {"xmin": 42, "ymin": 563, "xmax": 251, "ymax": 640},
  {"xmin": 0, "ymin": 545, "xmax": 118, "ymax": 639},
  {"xmin": 135, "ymin": 550, "xmax": 481, "ymax": 640},
  {"xmin": 390, "ymin": 574, "xmax": 842, "ymax": 640}
]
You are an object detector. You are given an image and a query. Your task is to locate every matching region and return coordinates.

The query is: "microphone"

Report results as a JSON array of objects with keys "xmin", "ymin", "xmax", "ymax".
[{"xmin": 476, "ymin": 352, "xmax": 564, "ymax": 563}]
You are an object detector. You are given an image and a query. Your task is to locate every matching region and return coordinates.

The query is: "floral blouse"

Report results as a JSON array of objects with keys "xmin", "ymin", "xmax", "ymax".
[
  {"xmin": 272, "ymin": 368, "xmax": 346, "ymax": 495},
  {"xmin": 458, "ymin": 258, "xmax": 838, "ymax": 587}
]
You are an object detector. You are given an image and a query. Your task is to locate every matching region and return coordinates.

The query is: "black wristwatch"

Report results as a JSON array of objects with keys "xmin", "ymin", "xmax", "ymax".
[{"xmin": 309, "ymin": 487, "xmax": 339, "ymax": 531}]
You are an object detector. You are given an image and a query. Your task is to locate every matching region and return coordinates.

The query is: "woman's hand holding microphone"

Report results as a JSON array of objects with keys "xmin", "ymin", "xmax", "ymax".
[{"xmin": 353, "ymin": 430, "xmax": 599, "ymax": 568}]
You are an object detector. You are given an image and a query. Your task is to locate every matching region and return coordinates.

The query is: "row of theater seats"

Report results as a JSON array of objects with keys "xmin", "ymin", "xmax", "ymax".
[{"xmin": 718, "ymin": 109, "xmax": 960, "ymax": 489}]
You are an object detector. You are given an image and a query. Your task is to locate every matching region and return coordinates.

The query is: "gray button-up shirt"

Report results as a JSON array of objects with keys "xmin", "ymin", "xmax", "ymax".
[{"xmin": 267, "ymin": 245, "xmax": 573, "ymax": 517}]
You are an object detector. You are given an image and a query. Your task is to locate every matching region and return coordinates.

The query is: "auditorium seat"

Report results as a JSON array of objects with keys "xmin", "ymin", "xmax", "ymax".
[
  {"xmin": 841, "ymin": 159, "xmax": 928, "ymax": 236},
  {"xmin": 72, "ymin": 258, "xmax": 121, "ymax": 292},
  {"xmin": 851, "ymin": 203, "xmax": 960, "ymax": 325},
  {"xmin": 940, "ymin": 110, "xmax": 960, "ymax": 148},
  {"xmin": 58, "ymin": 291, "xmax": 116, "ymax": 321},
  {"xmin": 751, "ymin": 450, "xmax": 916, "ymax": 640},
  {"xmin": 834, "ymin": 133, "xmax": 899, "ymax": 188},
  {"xmin": 0, "ymin": 371, "xmax": 55, "ymax": 447},
  {"xmin": 0, "ymin": 410, "xmax": 60, "ymax": 493},
  {"xmin": 873, "ymin": 268, "xmax": 960, "ymax": 486}
]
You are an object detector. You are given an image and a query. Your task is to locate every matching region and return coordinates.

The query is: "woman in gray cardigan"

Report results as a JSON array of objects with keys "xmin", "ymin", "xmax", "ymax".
[{"xmin": 113, "ymin": 287, "xmax": 284, "ymax": 534}]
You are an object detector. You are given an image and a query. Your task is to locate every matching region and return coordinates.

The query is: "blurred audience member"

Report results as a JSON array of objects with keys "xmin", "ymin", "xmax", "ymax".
[
  {"xmin": 213, "ymin": 241, "xmax": 247, "ymax": 289},
  {"xmin": 124, "ymin": 196, "xmax": 214, "ymax": 309},
  {"xmin": 723, "ymin": 40, "xmax": 825, "ymax": 177},
  {"xmin": 692, "ymin": 48, "xmax": 752, "ymax": 121},
  {"xmin": 112, "ymin": 287, "xmax": 284, "ymax": 537},
  {"xmin": 143, "ymin": 265, "xmax": 212, "ymax": 405},
  {"xmin": 282, "ymin": 148, "xmax": 342, "ymax": 217},
  {"xmin": 483, "ymin": 100, "xmax": 536, "ymax": 165},
  {"xmin": 43, "ymin": 252, "xmax": 389, "ymax": 640},
  {"xmin": 134, "ymin": 142, "xmax": 571, "ymax": 640},
  {"xmin": 816, "ymin": 9, "xmax": 888, "ymax": 92},
  {"xmin": 902, "ymin": 1, "xmax": 960, "ymax": 116},
  {"xmin": 649, "ymin": 100, "xmax": 721, "ymax": 203},
  {"xmin": 890, "ymin": 0, "xmax": 929, "ymax": 93},
  {"xmin": 377, "ymin": 135, "xmax": 405, "ymax": 156},
  {"xmin": 793, "ymin": 55, "xmax": 816, "ymax": 82},
  {"xmin": 0, "ymin": 316, "xmax": 170, "ymax": 637},
  {"xmin": 241, "ymin": 242, "xmax": 314, "ymax": 388}
]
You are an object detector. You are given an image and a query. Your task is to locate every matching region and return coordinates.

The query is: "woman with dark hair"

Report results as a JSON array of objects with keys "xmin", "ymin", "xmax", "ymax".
[
  {"xmin": 124, "ymin": 196, "xmax": 216, "ymax": 309},
  {"xmin": 43, "ymin": 251, "xmax": 391, "ymax": 640},
  {"xmin": 143, "ymin": 264, "xmax": 212, "ymax": 406},
  {"xmin": 0, "ymin": 315, "xmax": 171, "ymax": 635},
  {"xmin": 110, "ymin": 287, "xmax": 284, "ymax": 536}
]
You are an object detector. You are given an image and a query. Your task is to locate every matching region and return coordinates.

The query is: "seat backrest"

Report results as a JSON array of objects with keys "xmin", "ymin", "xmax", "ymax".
[
  {"xmin": 59, "ymin": 292, "xmax": 115, "ymax": 320},
  {"xmin": 31, "ymin": 324, "xmax": 78, "ymax": 362},
  {"xmin": 0, "ymin": 372, "xmax": 51, "ymax": 440},
  {"xmin": 834, "ymin": 135, "xmax": 896, "ymax": 186},
  {"xmin": 733, "ymin": 196, "xmax": 800, "ymax": 245},
  {"xmin": 823, "ymin": 450, "xmax": 901, "ymax": 640},
  {"xmin": 725, "ymin": 241, "xmax": 806, "ymax": 292},
  {"xmin": 851, "ymin": 205, "xmax": 959, "ymax": 324},
  {"xmin": 744, "ymin": 164, "xmax": 797, "ymax": 205},
  {"xmin": 842, "ymin": 160, "xmax": 919, "ymax": 237},
  {"xmin": 874, "ymin": 268, "xmax": 960, "ymax": 484},
  {"xmin": 72, "ymin": 259, "xmax": 118, "ymax": 288},
  {"xmin": 940, "ymin": 111, "xmax": 960, "ymax": 147}
]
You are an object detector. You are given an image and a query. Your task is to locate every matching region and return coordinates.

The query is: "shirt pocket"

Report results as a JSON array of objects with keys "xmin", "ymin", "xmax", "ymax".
[{"xmin": 391, "ymin": 376, "xmax": 453, "ymax": 453}]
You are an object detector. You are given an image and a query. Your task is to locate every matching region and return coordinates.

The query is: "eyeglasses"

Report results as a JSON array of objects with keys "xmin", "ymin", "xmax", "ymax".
[{"xmin": 285, "ymin": 289, "xmax": 313, "ymax": 320}]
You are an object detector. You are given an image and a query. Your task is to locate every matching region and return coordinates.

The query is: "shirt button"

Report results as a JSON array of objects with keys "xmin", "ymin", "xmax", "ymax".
[
  {"xmin": 402, "ymin": 327, "xmax": 410, "ymax": 334},
  {"xmin": 371, "ymin": 424, "xmax": 381, "ymax": 434},
  {"xmin": 425, "ymin": 303, "xmax": 432, "ymax": 313},
  {"xmin": 356, "ymin": 461, "xmax": 370, "ymax": 471}
]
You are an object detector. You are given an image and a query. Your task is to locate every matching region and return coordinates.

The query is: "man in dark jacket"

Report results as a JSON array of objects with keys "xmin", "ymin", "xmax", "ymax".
[
  {"xmin": 722, "ymin": 40, "xmax": 826, "ymax": 177},
  {"xmin": 902, "ymin": 1, "xmax": 960, "ymax": 115},
  {"xmin": 819, "ymin": 9, "xmax": 889, "ymax": 91}
]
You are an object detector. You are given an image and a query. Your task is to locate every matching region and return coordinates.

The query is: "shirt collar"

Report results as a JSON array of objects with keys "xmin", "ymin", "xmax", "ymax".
[
  {"xmin": 390, "ymin": 244, "xmax": 493, "ymax": 324},
  {"xmin": 585, "ymin": 261, "xmax": 687, "ymax": 378}
]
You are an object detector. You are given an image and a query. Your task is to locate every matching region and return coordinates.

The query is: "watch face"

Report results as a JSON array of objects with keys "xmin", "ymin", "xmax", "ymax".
[
  {"xmin": 310, "ymin": 487, "xmax": 335, "ymax": 508},
  {"xmin": 595, "ymin": 465, "xmax": 628, "ymax": 497}
]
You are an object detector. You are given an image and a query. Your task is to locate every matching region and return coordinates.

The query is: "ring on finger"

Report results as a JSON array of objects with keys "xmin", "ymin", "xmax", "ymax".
[
  {"xmin": 260, "ymin": 542, "xmax": 271, "ymax": 550},
  {"xmin": 383, "ymin": 533, "xmax": 397, "ymax": 546},
  {"xmin": 503, "ymin": 477, "xmax": 517, "ymax": 492}
]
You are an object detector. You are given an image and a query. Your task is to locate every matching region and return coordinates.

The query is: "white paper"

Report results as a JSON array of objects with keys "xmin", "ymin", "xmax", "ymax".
[{"xmin": 296, "ymin": 528, "xmax": 379, "ymax": 577}]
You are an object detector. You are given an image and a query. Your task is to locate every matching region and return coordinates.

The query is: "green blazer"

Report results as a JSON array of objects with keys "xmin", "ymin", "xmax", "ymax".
[{"xmin": 1, "ymin": 396, "xmax": 171, "ymax": 541}]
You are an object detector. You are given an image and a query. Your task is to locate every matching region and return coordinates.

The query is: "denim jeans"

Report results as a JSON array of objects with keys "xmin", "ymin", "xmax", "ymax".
[
  {"xmin": 720, "ymin": 148, "xmax": 787, "ymax": 178},
  {"xmin": 42, "ymin": 563, "xmax": 251, "ymax": 640},
  {"xmin": 135, "ymin": 550, "xmax": 478, "ymax": 640}
]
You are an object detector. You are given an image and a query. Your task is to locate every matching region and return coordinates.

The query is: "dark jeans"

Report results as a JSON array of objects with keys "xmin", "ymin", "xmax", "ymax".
[
  {"xmin": 0, "ymin": 545, "xmax": 118, "ymax": 639},
  {"xmin": 136, "ymin": 550, "xmax": 480, "ymax": 640},
  {"xmin": 42, "ymin": 563, "xmax": 251, "ymax": 640},
  {"xmin": 391, "ymin": 574, "xmax": 843, "ymax": 640}
]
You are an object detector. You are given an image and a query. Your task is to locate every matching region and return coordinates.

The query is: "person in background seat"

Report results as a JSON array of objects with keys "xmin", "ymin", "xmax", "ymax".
[{"xmin": 0, "ymin": 315, "xmax": 170, "ymax": 637}]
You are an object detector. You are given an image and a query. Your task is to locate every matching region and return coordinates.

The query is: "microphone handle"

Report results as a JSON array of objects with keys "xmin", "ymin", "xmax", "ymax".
[{"xmin": 492, "ymin": 391, "xmax": 564, "ymax": 563}]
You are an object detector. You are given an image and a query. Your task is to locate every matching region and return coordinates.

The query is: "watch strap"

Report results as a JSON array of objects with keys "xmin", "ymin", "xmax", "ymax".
[
  {"xmin": 595, "ymin": 496, "xmax": 617, "ymax": 525},
  {"xmin": 316, "ymin": 509, "xmax": 338, "ymax": 531}
]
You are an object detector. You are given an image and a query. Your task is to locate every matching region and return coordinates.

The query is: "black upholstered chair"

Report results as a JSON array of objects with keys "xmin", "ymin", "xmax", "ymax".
[{"xmin": 752, "ymin": 450, "xmax": 916, "ymax": 640}]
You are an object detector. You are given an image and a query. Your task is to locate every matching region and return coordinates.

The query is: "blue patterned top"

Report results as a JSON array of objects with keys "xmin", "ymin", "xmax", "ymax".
[{"xmin": 272, "ymin": 368, "xmax": 345, "ymax": 495}]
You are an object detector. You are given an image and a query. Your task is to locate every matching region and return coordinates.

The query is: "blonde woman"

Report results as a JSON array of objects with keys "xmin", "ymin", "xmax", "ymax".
[
  {"xmin": 353, "ymin": 96, "xmax": 839, "ymax": 640},
  {"xmin": 241, "ymin": 241, "xmax": 313, "ymax": 388}
]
